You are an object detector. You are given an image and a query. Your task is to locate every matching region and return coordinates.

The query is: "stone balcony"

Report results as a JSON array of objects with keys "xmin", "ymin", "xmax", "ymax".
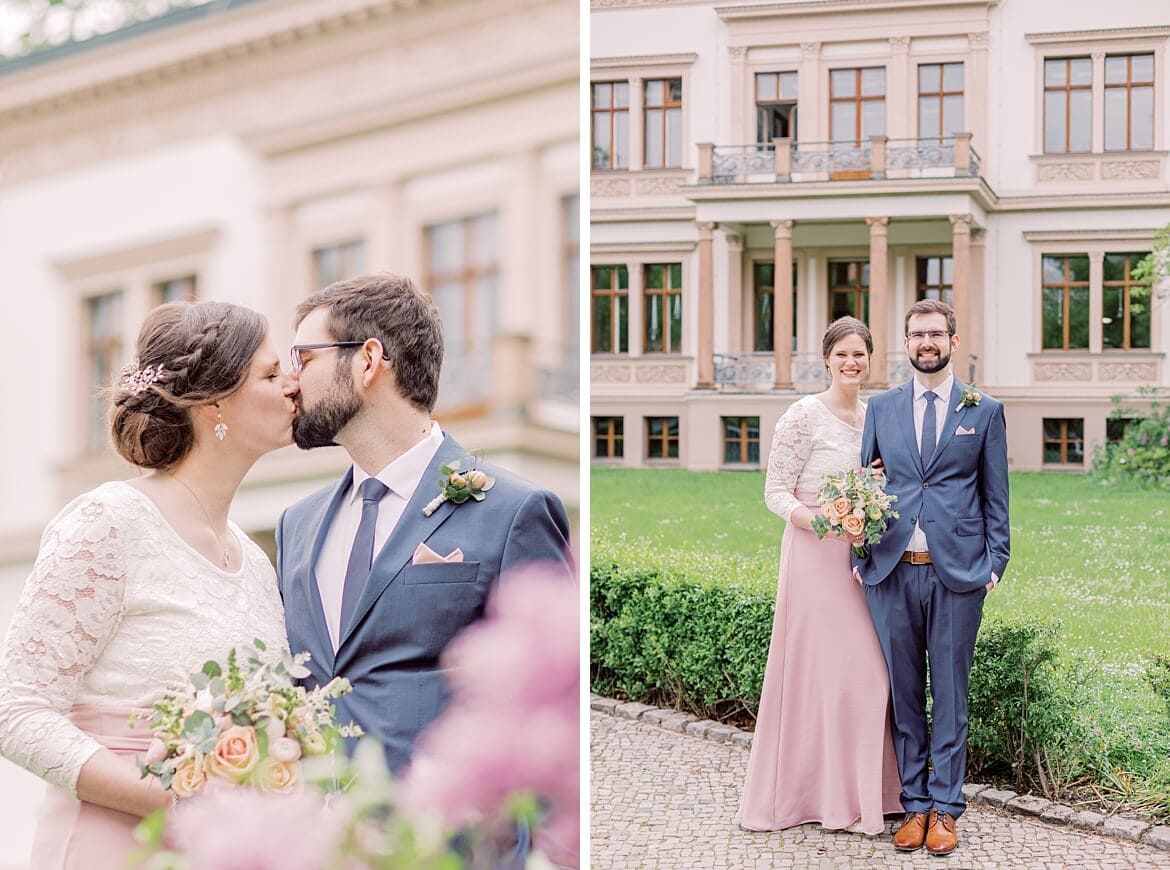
[{"xmin": 699, "ymin": 134, "xmax": 981, "ymax": 186}]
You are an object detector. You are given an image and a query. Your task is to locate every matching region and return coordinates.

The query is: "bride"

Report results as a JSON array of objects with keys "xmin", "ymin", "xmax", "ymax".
[{"xmin": 0, "ymin": 301, "xmax": 295, "ymax": 868}]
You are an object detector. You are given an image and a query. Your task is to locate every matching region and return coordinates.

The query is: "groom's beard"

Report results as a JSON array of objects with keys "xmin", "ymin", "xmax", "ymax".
[
  {"xmin": 292, "ymin": 375, "xmax": 363, "ymax": 449},
  {"xmin": 910, "ymin": 344, "xmax": 950, "ymax": 374}
]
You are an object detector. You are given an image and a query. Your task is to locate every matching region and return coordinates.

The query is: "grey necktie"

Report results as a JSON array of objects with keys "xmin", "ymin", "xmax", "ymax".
[
  {"xmin": 340, "ymin": 477, "xmax": 389, "ymax": 635},
  {"xmin": 920, "ymin": 390, "xmax": 939, "ymax": 468}
]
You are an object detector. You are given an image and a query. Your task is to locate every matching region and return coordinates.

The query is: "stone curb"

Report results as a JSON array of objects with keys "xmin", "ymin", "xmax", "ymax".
[{"xmin": 590, "ymin": 695, "xmax": 1170, "ymax": 853}]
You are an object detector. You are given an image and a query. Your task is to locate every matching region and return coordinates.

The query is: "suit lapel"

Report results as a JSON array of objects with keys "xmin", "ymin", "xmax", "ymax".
[
  {"xmin": 303, "ymin": 471, "xmax": 352, "ymax": 673},
  {"xmin": 337, "ymin": 434, "xmax": 467, "ymax": 650},
  {"xmin": 897, "ymin": 380, "xmax": 925, "ymax": 477},
  {"xmin": 924, "ymin": 379, "xmax": 965, "ymax": 474}
]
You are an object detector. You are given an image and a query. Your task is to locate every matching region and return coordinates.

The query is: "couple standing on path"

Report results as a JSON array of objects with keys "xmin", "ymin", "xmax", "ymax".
[
  {"xmin": 740, "ymin": 299, "xmax": 1011, "ymax": 857},
  {"xmin": 0, "ymin": 273, "xmax": 572, "ymax": 869}
]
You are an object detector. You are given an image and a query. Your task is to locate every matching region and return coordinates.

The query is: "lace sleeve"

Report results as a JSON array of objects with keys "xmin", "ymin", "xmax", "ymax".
[
  {"xmin": 0, "ymin": 492, "xmax": 127, "ymax": 794},
  {"xmin": 764, "ymin": 400, "xmax": 815, "ymax": 523}
]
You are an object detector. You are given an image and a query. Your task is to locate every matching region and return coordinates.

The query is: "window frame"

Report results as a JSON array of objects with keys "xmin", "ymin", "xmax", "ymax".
[
  {"xmin": 591, "ymin": 80, "xmax": 630, "ymax": 170},
  {"xmin": 593, "ymin": 416, "xmax": 624, "ymax": 459},
  {"xmin": 827, "ymin": 259, "xmax": 870, "ymax": 324},
  {"xmin": 1041, "ymin": 254, "xmax": 1091, "ymax": 351},
  {"xmin": 643, "ymin": 262, "xmax": 683, "ymax": 354},
  {"xmin": 917, "ymin": 62, "xmax": 964, "ymax": 141},
  {"xmin": 1104, "ymin": 53, "xmax": 1155, "ymax": 152},
  {"xmin": 1101, "ymin": 252, "xmax": 1152, "ymax": 350},
  {"xmin": 1043, "ymin": 56, "xmax": 1093, "ymax": 155},
  {"xmin": 1042, "ymin": 417, "xmax": 1085, "ymax": 465},
  {"xmin": 643, "ymin": 78, "xmax": 684, "ymax": 169},
  {"xmin": 916, "ymin": 255, "xmax": 954, "ymax": 305},
  {"xmin": 722, "ymin": 416, "xmax": 761, "ymax": 466},
  {"xmin": 590, "ymin": 264, "xmax": 630, "ymax": 355},
  {"xmin": 754, "ymin": 71, "xmax": 799, "ymax": 147},
  {"xmin": 645, "ymin": 415, "xmax": 680, "ymax": 460},
  {"xmin": 829, "ymin": 66, "xmax": 886, "ymax": 146}
]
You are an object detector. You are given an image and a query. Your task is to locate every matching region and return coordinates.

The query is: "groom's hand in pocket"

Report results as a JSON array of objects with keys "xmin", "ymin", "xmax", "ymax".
[{"xmin": 985, "ymin": 572, "xmax": 1000, "ymax": 592}]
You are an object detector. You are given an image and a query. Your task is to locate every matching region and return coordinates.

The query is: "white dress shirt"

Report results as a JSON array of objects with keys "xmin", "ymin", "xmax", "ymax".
[
  {"xmin": 316, "ymin": 421, "xmax": 445, "ymax": 649},
  {"xmin": 907, "ymin": 371, "xmax": 953, "ymax": 552}
]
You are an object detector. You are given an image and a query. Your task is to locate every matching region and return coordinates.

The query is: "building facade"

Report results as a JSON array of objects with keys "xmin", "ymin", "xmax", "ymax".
[
  {"xmin": 0, "ymin": 0, "xmax": 579, "ymax": 566},
  {"xmin": 590, "ymin": 0, "xmax": 1170, "ymax": 472}
]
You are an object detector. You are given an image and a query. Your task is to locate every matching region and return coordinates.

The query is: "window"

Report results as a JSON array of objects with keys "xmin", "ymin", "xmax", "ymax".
[
  {"xmin": 563, "ymin": 195, "xmax": 580, "ymax": 361},
  {"xmin": 1106, "ymin": 416, "xmax": 1138, "ymax": 443},
  {"xmin": 1043, "ymin": 418, "xmax": 1084, "ymax": 464},
  {"xmin": 644, "ymin": 263, "xmax": 683, "ymax": 353},
  {"xmin": 756, "ymin": 72, "xmax": 798, "ymax": 146},
  {"xmin": 644, "ymin": 79, "xmax": 682, "ymax": 168},
  {"xmin": 591, "ymin": 265, "xmax": 629, "ymax": 354},
  {"xmin": 1102, "ymin": 253, "xmax": 1151, "ymax": 349},
  {"xmin": 312, "ymin": 240, "xmax": 366, "ymax": 289},
  {"xmin": 918, "ymin": 63, "xmax": 963, "ymax": 140},
  {"xmin": 1041, "ymin": 255, "xmax": 1090, "ymax": 350},
  {"xmin": 830, "ymin": 67, "xmax": 885, "ymax": 145},
  {"xmin": 592, "ymin": 81, "xmax": 629, "ymax": 170},
  {"xmin": 426, "ymin": 213, "xmax": 498, "ymax": 356},
  {"xmin": 154, "ymin": 275, "xmax": 196, "ymax": 306},
  {"xmin": 828, "ymin": 260, "xmax": 870, "ymax": 323},
  {"xmin": 646, "ymin": 416, "xmax": 680, "ymax": 459},
  {"xmin": 85, "ymin": 291, "xmax": 123, "ymax": 453},
  {"xmin": 1105, "ymin": 54, "xmax": 1154, "ymax": 151},
  {"xmin": 752, "ymin": 261, "xmax": 798, "ymax": 352},
  {"xmin": 917, "ymin": 256, "xmax": 954, "ymax": 305},
  {"xmin": 723, "ymin": 416, "xmax": 761, "ymax": 464},
  {"xmin": 593, "ymin": 416, "xmax": 624, "ymax": 458},
  {"xmin": 1044, "ymin": 58, "xmax": 1092, "ymax": 154}
]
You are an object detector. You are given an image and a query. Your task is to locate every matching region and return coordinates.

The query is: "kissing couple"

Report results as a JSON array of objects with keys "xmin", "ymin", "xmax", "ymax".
[
  {"xmin": 740, "ymin": 299, "xmax": 1010, "ymax": 857},
  {"xmin": 0, "ymin": 273, "xmax": 573, "ymax": 869}
]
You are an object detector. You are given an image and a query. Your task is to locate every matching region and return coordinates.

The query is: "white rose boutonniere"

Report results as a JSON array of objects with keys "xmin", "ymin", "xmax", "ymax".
[
  {"xmin": 422, "ymin": 453, "xmax": 496, "ymax": 517},
  {"xmin": 955, "ymin": 384, "xmax": 982, "ymax": 413}
]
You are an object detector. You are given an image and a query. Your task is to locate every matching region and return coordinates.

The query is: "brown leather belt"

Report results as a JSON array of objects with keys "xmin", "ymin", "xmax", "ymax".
[{"xmin": 900, "ymin": 551, "xmax": 933, "ymax": 565}]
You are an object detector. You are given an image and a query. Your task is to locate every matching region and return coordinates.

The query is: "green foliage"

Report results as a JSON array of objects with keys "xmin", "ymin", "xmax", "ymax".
[
  {"xmin": 1130, "ymin": 222, "xmax": 1170, "ymax": 296},
  {"xmin": 591, "ymin": 555, "xmax": 1170, "ymax": 815},
  {"xmin": 1092, "ymin": 393, "xmax": 1170, "ymax": 488},
  {"xmin": 1145, "ymin": 652, "xmax": 1170, "ymax": 719}
]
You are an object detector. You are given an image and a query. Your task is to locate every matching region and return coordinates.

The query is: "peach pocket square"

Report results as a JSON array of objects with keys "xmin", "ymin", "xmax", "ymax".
[
  {"xmin": 412, "ymin": 542, "xmax": 464, "ymax": 565},
  {"xmin": 956, "ymin": 425, "xmax": 977, "ymax": 436}
]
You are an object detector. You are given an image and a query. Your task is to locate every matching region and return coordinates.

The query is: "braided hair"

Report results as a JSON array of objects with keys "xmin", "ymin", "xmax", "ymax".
[{"xmin": 110, "ymin": 301, "xmax": 267, "ymax": 469}]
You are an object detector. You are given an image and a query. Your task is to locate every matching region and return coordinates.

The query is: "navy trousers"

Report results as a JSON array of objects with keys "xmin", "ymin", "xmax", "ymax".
[{"xmin": 865, "ymin": 561, "xmax": 986, "ymax": 818}]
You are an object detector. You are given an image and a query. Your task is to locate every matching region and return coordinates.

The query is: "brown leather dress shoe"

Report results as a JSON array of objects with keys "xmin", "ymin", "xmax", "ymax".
[
  {"xmin": 892, "ymin": 812, "xmax": 928, "ymax": 851},
  {"xmin": 925, "ymin": 809, "xmax": 959, "ymax": 855}
]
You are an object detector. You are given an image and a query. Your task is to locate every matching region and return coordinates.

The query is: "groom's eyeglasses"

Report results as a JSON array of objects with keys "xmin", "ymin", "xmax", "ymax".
[
  {"xmin": 906, "ymin": 330, "xmax": 950, "ymax": 342},
  {"xmin": 290, "ymin": 342, "xmax": 367, "ymax": 374}
]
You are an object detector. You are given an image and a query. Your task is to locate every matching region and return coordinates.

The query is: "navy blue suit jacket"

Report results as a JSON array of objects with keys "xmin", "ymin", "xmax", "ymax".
[
  {"xmin": 275, "ymin": 433, "xmax": 573, "ymax": 773},
  {"xmin": 852, "ymin": 378, "xmax": 1010, "ymax": 593}
]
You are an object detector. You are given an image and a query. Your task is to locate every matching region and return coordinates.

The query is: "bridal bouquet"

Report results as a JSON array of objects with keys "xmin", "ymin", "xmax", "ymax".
[
  {"xmin": 809, "ymin": 466, "xmax": 899, "ymax": 557},
  {"xmin": 137, "ymin": 639, "xmax": 362, "ymax": 797}
]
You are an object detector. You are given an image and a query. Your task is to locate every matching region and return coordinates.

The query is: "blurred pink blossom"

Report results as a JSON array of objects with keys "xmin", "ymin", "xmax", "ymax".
[
  {"xmin": 403, "ymin": 562, "xmax": 580, "ymax": 863},
  {"xmin": 169, "ymin": 788, "xmax": 343, "ymax": 870}
]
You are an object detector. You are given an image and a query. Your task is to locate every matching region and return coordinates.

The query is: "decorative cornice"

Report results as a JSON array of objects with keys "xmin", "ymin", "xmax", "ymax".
[
  {"xmin": 1025, "ymin": 25, "xmax": 1170, "ymax": 45},
  {"xmin": 889, "ymin": 36, "xmax": 911, "ymax": 51},
  {"xmin": 800, "ymin": 42, "xmax": 821, "ymax": 58},
  {"xmin": 1021, "ymin": 229, "xmax": 1158, "ymax": 243},
  {"xmin": 52, "ymin": 226, "xmax": 220, "ymax": 281},
  {"xmin": 716, "ymin": 0, "xmax": 999, "ymax": 22},
  {"xmin": 968, "ymin": 31, "xmax": 989, "ymax": 48},
  {"xmin": 728, "ymin": 45, "xmax": 748, "ymax": 59},
  {"xmin": 590, "ymin": 241, "xmax": 699, "ymax": 255},
  {"xmin": 592, "ymin": 52, "xmax": 699, "ymax": 71}
]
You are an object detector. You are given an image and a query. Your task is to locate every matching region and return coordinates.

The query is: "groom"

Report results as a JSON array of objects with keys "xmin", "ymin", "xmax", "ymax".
[
  {"xmin": 852, "ymin": 299, "xmax": 1009, "ymax": 856},
  {"xmin": 275, "ymin": 273, "xmax": 572, "ymax": 861}
]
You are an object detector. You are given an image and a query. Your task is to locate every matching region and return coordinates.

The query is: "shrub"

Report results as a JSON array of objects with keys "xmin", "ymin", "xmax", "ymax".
[{"xmin": 1092, "ymin": 395, "xmax": 1170, "ymax": 488}]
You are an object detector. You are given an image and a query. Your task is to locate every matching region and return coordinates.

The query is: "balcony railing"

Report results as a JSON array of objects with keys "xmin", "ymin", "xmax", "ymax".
[
  {"xmin": 713, "ymin": 351, "xmax": 831, "ymax": 393},
  {"xmin": 700, "ymin": 134, "xmax": 981, "ymax": 185}
]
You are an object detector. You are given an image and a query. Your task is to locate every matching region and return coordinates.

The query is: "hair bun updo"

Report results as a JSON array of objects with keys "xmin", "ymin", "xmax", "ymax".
[{"xmin": 109, "ymin": 301, "xmax": 266, "ymax": 470}]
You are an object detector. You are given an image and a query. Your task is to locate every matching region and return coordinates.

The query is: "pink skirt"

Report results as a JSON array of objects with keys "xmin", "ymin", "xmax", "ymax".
[
  {"xmin": 739, "ymin": 511, "xmax": 903, "ymax": 835},
  {"xmin": 30, "ymin": 705, "xmax": 155, "ymax": 870}
]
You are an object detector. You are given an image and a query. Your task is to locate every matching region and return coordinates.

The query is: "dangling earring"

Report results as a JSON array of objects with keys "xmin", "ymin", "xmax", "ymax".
[{"xmin": 214, "ymin": 409, "xmax": 228, "ymax": 441}]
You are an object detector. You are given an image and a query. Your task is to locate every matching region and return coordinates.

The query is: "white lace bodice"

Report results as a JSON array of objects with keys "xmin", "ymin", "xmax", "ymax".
[
  {"xmin": 0, "ymin": 481, "xmax": 288, "ymax": 795},
  {"xmin": 764, "ymin": 395, "xmax": 865, "ymax": 522}
]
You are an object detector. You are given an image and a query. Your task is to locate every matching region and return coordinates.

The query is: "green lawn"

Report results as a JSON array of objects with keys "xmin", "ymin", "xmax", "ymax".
[{"xmin": 591, "ymin": 468, "xmax": 1170, "ymax": 664}]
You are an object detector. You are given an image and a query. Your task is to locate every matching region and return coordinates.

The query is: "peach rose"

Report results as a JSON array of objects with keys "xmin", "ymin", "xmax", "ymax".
[
  {"xmin": 252, "ymin": 757, "xmax": 300, "ymax": 794},
  {"xmin": 467, "ymin": 470, "xmax": 489, "ymax": 489},
  {"xmin": 143, "ymin": 737, "xmax": 168, "ymax": 767},
  {"xmin": 831, "ymin": 497, "xmax": 852, "ymax": 520},
  {"xmin": 170, "ymin": 752, "xmax": 208, "ymax": 798},
  {"xmin": 841, "ymin": 515, "xmax": 865, "ymax": 537},
  {"xmin": 449, "ymin": 472, "xmax": 467, "ymax": 487},
  {"xmin": 206, "ymin": 725, "xmax": 259, "ymax": 782}
]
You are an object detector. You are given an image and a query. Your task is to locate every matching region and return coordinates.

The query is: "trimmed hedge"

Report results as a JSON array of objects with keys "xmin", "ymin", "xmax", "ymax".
[{"xmin": 592, "ymin": 561, "xmax": 1087, "ymax": 795}]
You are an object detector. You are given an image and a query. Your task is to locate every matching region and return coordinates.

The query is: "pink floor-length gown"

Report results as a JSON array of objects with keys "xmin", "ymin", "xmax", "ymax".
[{"xmin": 739, "ymin": 395, "xmax": 902, "ymax": 835}]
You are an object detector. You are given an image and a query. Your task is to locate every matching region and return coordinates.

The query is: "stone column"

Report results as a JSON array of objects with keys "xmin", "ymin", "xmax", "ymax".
[
  {"xmin": 866, "ymin": 216, "xmax": 890, "ymax": 384},
  {"xmin": 629, "ymin": 76, "xmax": 645, "ymax": 172},
  {"xmin": 968, "ymin": 227, "xmax": 987, "ymax": 383},
  {"xmin": 697, "ymin": 221, "xmax": 716, "ymax": 388},
  {"xmin": 1091, "ymin": 52, "xmax": 1106, "ymax": 154},
  {"xmin": 799, "ymin": 42, "xmax": 822, "ymax": 141},
  {"xmin": 771, "ymin": 219, "xmax": 794, "ymax": 389},
  {"xmin": 725, "ymin": 230, "xmax": 744, "ymax": 352},
  {"xmin": 949, "ymin": 214, "xmax": 973, "ymax": 378},
  {"xmin": 1089, "ymin": 251, "xmax": 1104, "ymax": 354},
  {"xmin": 968, "ymin": 32, "xmax": 989, "ymax": 164},
  {"xmin": 888, "ymin": 36, "xmax": 911, "ymax": 140},
  {"xmin": 729, "ymin": 46, "xmax": 749, "ymax": 143},
  {"xmin": 628, "ymin": 261, "xmax": 644, "ymax": 356}
]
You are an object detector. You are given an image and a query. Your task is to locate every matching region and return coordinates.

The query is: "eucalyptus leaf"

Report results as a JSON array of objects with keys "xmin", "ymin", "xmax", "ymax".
[
  {"xmin": 253, "ymin": 638, "xmax": 267, "ymax": 652},
  {"xmin": 190, "ymin": 673, "xmax": 209, "ymax": 691},
  {"xmin": 202, "ymin": 661, "xmax": 222, "ymax": 678},
  {"xmin": 288, "ymin": 663, "xmax": 312, "ymax": 679}
]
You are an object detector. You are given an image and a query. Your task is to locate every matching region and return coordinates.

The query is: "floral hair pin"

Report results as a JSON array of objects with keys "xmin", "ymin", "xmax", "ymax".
[
  {"xmin": 119, "ymin": 360, "xmax": 165, "ymax": 396},
  {"xmin": 422, "ymin": 453, "xmax": 495, "ymax": 517},
  {"xmin": 955, "ymin": 384, "xmax": 982, "ymax": 413}
]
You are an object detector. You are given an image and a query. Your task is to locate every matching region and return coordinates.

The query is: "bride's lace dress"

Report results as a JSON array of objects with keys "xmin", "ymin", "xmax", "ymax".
[{"xmin": 0, "ymin": 481, "xmax": 289, "ymax": 867}]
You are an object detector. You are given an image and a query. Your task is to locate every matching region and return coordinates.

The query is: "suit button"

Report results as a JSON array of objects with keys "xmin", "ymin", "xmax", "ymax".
[
  {"xmin": 923, "ymin": 483, "xmax": 929, "ymax": 489},
  {"xmin": 911, "ymin": 517, "xmax": 917, "ymax": 524}
]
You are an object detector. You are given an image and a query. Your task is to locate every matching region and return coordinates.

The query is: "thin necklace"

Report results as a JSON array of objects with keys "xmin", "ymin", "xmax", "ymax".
[{"xmin": 169, "ymin": 473, "xmax": 232, "ymax": 569}]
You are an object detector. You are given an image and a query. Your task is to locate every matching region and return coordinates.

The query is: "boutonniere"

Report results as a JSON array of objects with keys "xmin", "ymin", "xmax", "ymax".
[
  {"xmin": 955, "ymin": 385, "xmax": 982, "ymax": 413},
  {"xmin": 422, "ymin": 453, "xmax": 496, "ymax": 517}
]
